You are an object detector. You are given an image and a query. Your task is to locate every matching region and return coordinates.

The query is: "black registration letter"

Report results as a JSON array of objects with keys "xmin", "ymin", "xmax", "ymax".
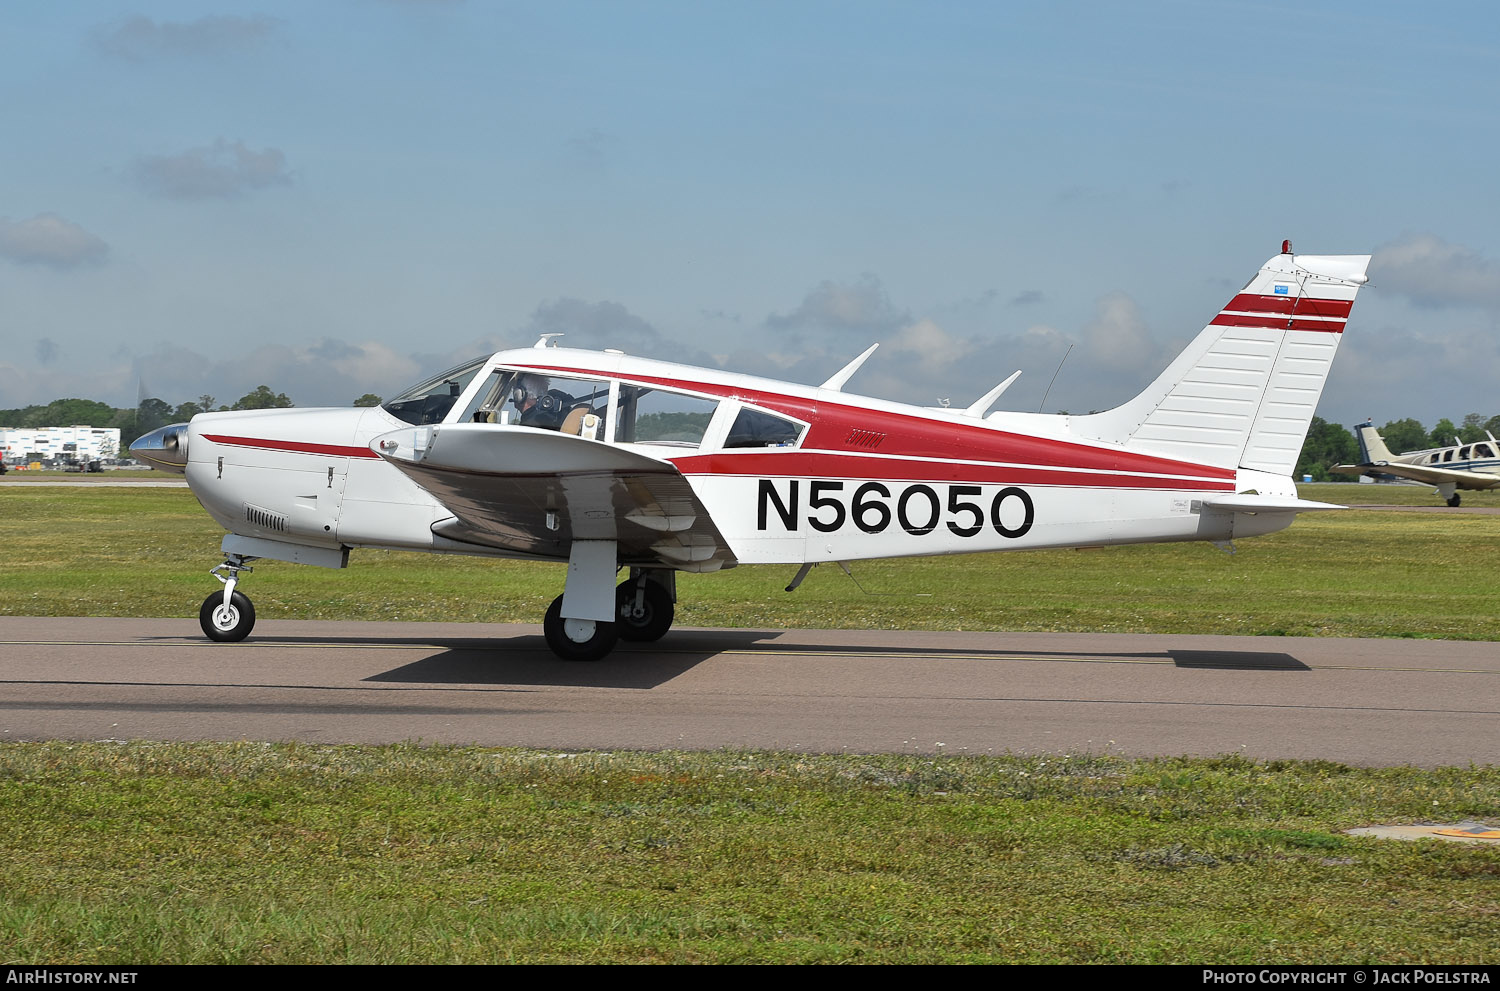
[{"xmin": 757, "ymin": 479, "xmax": 799, "ymax": 531}]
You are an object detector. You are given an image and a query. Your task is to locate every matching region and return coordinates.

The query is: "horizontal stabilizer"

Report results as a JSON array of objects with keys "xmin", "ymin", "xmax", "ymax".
[{"xmin": 1198, "ymin": 494, "xmax": 1344, "ymax": 513}]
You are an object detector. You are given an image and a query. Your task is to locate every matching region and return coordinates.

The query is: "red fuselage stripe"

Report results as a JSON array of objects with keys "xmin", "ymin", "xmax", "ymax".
[
  {"xmin": 671, "ymin": 452, "xmax": 1237, "ymax": 491},
  {"xmin": 1222, "ymin": 293, "xmax": 1353, "ymax": 318},
  {"xmin": 202, "ymin": 434, "xmax": 381, "ymax": 458},
  {"xmin": 512, "ymin": 363, "xmax": 1237, "ymax": 480}
]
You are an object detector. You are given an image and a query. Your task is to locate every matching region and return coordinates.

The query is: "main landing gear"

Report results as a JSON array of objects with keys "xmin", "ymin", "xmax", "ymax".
[
  {"xmin": 200, "ymin": 555, "xmax": 257, "ymax": 642},
  {"xmin": 540, "ymin": 564, "xmax": 677, "ymax": 661},
  {"xmin": 615, "ymin": 573, "xmax": 674, "ymax": 643}
]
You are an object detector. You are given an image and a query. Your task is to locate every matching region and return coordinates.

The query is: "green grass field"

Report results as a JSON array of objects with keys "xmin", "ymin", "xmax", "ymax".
[
  {"xmin": 1, "ymin": 482, "xmax": 1496, "ymax": 964},
  {"xmin": 2, "ymin": 743, "xmax": 1497, "ymax": 965},
  {"xmin": 2, "ymin": 482, "xmax": 1496, "ymax": 639}
]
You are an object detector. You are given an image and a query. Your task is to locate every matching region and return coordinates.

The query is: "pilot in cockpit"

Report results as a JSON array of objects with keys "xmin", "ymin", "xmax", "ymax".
[{"xmin": 513, "ymin": 374, "xmax": 571, "ymax": 430}]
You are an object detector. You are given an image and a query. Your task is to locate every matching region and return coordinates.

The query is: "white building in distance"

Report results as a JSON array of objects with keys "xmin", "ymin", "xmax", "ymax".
[{"xmin": 0, "ymin": 426, "xmax": 121, "ymax": 464}]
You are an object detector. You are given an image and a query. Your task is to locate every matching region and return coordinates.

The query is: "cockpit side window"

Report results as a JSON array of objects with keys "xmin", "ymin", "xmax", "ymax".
[
  {"xmin": 382, "ymin": 357, "xmax": 488, "ymax": 425},
  {"xmin": 725, "ymin": 406, "xmax": 805, "ymax": 449},
  {"xmin": 511, "ymin": 373, "xmax": 612, "ymax": 436},
  {"xmin": 616, "ymin": 385, "xmax": 719, "ymax": 448}
]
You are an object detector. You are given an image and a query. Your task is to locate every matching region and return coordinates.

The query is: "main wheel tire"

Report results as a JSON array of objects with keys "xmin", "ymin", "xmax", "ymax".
[
  {"xmin": 1447, "ymin": 494, "xmax": 1462, "ymax": 507},
  {"xmin": 543, "ymin": 594, "xmax": 619, "ymax": 661},
  {"xmin": 199, "ymin": 590, "xmax": 256, "ymax": 642},
  {"xmin": 615, "ymin": 579, "xmax": 674, "ymax": 642}
]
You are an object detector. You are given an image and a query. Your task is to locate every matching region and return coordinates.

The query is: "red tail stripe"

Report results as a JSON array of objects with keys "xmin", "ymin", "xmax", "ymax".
[
  {"xmin": 1223, "ymin": 293, "xmax": 1352, "ymax": 318},
  {"xmin": 1210, "ymin": 313, "xmax": 1345, "ymax": 334}
]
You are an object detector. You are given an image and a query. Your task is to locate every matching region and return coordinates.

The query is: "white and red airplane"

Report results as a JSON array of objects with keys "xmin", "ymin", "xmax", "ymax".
[{"xmin": 132, "ymin": 242, "xmax": 1370, "ymax": 660}]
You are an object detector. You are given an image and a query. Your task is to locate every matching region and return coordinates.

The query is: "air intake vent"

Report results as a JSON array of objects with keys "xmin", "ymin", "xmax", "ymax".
[
  {"xmin": 245, "ymin": 504, "xmax": 286, "ymax": 532},
  {"xmin": 846, "ymin": 428, "xmax": 885, "ymax": 449}
]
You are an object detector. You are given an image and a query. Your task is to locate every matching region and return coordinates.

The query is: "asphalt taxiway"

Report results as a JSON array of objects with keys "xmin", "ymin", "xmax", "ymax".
[{"xmin": 1, "ymin": 616, "xmax": 1495, "ymax": 767}]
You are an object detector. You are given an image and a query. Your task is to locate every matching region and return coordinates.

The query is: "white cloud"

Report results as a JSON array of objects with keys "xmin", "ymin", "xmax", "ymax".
[
  {"xmin": 93, "ymin": 15, "xmax": 279, "ymax": 61},
  {"xmin": 134, "ymin": 139, "xmax": 294, "ymax": 200},
  {"xmin": 1370, "ymin": 233, "xmax": 1500, "ymax": 310},
  {"xmin": 0, "ymin": 214, "xmax": 108, "ymax": 269},
  {"xmin": 767, "ymin": 274, "xmax": 908, "ymax": 335},
  {"xmin": 1077, "ymin": 292, "xmax": 1161, "ymax": 375}
]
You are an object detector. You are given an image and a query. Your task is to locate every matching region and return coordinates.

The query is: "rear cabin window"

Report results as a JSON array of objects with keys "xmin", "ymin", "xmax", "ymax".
[
  {"xmin": 617, "ymin": 386, "xmax": 719, "ymax": 448},
  {"xmin": 725, "ymin": 406, "xmax": 804, "ymax": 448}
]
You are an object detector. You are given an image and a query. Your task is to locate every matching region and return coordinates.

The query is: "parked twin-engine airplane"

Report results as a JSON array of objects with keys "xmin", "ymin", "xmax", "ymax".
[
  {"xmin": 1332, "ymin": 422, "xmax": 1500, "ymax": 506},
  {"xmin": 132, "ymin": 242, "xmax": 1370, "ymax": 660}
]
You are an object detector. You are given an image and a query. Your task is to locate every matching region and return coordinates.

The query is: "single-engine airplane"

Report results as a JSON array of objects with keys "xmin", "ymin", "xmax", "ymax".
[
  {"xmin": 1332, "ymin": 422, "xmax": 1500, "ymax": 506},
  {"xmin": 132, "ymin": 242, "xmax": 1370, "ymax": 660}
]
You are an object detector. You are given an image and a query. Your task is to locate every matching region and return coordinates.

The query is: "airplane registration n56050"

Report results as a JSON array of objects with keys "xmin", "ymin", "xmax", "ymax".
[{"xmin": 132, "ymin": 243, "xmax": 1370, "ymax": 660}]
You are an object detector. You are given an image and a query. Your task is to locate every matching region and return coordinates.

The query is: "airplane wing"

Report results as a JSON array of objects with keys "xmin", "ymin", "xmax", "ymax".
[
  {"xmin": 1330, "ymin": 461, "xmax": 1500, "ymax": 491},
  {"xmin": 371, "ymin": 424, "xmax": 736, "ymax": 571}
]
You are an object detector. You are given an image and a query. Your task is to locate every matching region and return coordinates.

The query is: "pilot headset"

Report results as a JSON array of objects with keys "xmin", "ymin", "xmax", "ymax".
[{"xmin": 514, "ymin": 374, "xmax": 549, "ymax": 407}]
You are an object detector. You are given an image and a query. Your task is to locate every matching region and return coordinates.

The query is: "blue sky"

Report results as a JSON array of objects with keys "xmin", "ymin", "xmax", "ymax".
[{"xmin": 2, "ymin": 0, "xmax": 1497, "ymax": 428}]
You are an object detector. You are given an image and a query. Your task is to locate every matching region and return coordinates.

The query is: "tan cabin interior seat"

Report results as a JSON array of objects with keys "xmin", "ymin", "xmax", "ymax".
[{"xmin": 560, "ymin": 406, "xmax": 588, "ymax": 435}]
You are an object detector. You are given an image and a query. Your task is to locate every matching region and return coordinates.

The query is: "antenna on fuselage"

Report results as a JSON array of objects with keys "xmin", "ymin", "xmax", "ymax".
[
  {"xmin": 963, "ymin": 370, "xmax": 1022, "ymax": 417},
  {"xmin": 1037, "ymin": 344, "xmax": 1073, "ymax": 413},
  {"xmin": 820, "ymin": 343, "xmax": 879, "ymax": 391},
  {"xmin": 533, "ymin": 334, "xmax": 564, "ymax": 349}
]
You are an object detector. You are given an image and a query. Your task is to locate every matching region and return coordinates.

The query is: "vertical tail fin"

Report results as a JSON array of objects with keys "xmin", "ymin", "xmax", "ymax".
[
  {"xmin": 1071, "ymin": 245, "xmax": 1370, "ymax": 475},
  {"xmin": 1354, "ymin": 422, "xmax": 1395, "ymax": 463}
]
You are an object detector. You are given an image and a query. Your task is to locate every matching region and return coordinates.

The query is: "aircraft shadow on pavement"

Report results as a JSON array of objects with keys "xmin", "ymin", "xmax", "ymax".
[
  {"xmin": 360, "ymin": 630, "xmax": 775, "ymax": 689},
  {"xmin": 1166, "ymin": 650, "xmax": 1309, "ymax": 671},
  {"xmin": 350, "ymin": 630, "xmax": 1310, "ymax": 688}
]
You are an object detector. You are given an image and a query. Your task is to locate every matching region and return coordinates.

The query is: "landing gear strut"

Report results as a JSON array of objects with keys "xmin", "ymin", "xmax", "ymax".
[
  {"xmin": 200, "ymin": 555, "xmax": 257, "ymax": 642},
  {"xmin": 541, "ymin": 556, "xmax": 678, "ymax": 660}
]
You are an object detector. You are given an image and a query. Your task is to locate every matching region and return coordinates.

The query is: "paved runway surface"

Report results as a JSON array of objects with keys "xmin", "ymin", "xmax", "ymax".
[
  {"xmin": 0, "ymin": 479, "xmax": 187, "ymax": 487},
  {"xmin": 1, "ymin": 617, "xmax": 1495, "ymax": 767}
]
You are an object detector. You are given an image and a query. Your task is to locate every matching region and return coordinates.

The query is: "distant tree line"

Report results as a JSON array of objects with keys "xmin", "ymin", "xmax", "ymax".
[
  {"xmin": 0, "ymin": 386, "xmax": 360, "ymax": 455},
  {"xmin": 0, "ymin": 390, "xmax": 1491, "ymax": 476}
]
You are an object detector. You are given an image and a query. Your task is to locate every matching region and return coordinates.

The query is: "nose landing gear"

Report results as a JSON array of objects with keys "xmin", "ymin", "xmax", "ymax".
[{"xmin": 200, "ymin": 555, "xmax": 257, "ymax": 642}]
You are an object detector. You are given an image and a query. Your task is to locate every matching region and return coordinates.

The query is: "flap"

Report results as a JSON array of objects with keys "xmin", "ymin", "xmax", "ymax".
[{"xmin": 371, "ymin": 424, "xmax": 736, "ymax": 571}]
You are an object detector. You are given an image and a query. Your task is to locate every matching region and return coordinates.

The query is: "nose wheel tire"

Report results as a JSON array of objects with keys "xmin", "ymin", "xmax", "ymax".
[
  {"xmin": 615, "ymin": 579, "xmax": 674, "ymax": 642},
  {"xmin": 199, "ymin": 590, "xmax": 256, "ymax": 642},
  {"xmin": 543, "ymin": 594, "xmax": 618, "ymax": 661}
]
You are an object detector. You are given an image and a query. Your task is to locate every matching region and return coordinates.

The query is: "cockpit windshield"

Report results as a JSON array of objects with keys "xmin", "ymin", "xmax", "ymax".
[{"xmin": 381, "ymin": 357, "xmax": 489, "ymax": 425}]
